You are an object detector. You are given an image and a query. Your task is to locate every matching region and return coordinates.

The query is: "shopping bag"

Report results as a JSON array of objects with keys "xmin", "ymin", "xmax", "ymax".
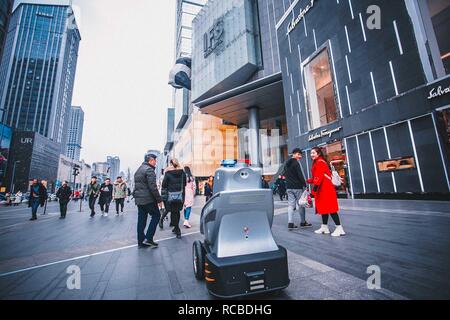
[
  {"xmin": 331, "ymin": 166, "xmax": 342, "ymax": 187},
  {"xmin": 298, "ymin": 190, "xmax": 313, "ymax": 208}
]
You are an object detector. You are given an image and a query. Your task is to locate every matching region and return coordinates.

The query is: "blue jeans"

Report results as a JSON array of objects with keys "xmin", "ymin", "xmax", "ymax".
[
  {"xmin": 31, "ymin": 198, "xmax": 40, "ymax": 218},
  {"xmin": 184, "ymin": 207, "xmax": 192, "ymax": 220},
  {"xmin": 137, "ymin": 202, "xmax": 161, "ymax": 244}
]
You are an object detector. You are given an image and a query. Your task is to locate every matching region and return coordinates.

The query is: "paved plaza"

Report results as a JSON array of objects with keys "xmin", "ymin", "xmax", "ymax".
[{"xmin": 0, "ymin": 198, "xmax": 449, "ymax": 300}]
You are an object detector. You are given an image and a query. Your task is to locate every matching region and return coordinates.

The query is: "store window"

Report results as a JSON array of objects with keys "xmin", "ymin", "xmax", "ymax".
[
  {"xmin": 377, "ymin": 157, "xmax": 417, "ymax": 172},
  {"xmin": 304, "ymin": 49, "xmax": 339, "ymax": 130},
  {"xmin": 427, "ymin": 0, "xmax": 450, "ymax": 75},
  {"xmin": 324, "ymin": 141, "xmax": 349, "ymax": 196}
]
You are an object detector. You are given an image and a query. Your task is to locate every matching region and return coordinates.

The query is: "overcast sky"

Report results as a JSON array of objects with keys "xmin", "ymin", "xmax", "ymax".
[{"xmin": 15, "ymin": 0, "xmax": 176, "ymax": 173}]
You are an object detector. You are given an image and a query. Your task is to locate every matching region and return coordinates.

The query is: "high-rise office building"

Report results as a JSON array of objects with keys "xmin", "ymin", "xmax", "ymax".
[
  {"xmin": 0, "ymin": 3, "xmax": 81, "ymax": 153},
  {"xmin": 172, "ymin": 0, "xmax": 206, "ymax": 130},
  {"xmin": 166, "ymin": 0, "xmax": 239, "ymax": 179},
  {"xmin": 107, "ymin": 156, "xmax": 120, "ymax": 181},
  {"xmin": 0, "ymin": 0, "xmax": 14, "ymax": 60},
  {"xmin": 66, "ymin": 106, "xmax": 84, "ymax": 161}
]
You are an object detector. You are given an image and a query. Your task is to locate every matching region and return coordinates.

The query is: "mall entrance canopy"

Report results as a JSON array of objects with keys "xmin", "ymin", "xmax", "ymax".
[{"xmin": 194, "ymin": 73, "xmax": 285, "ymax": 126}]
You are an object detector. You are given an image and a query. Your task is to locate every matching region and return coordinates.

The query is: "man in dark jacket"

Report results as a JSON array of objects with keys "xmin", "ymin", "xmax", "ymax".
[
  {"xmin": 87, "ymin": 176, "xmax": 101, "ymax": 217},
  {"xmin": 284, "ymin": 148, "xmax": 312, "ymax": 230},
  {"xmin": 28, "ymin": 179, "xmax": 48, "ymax": 221},
  {"xmin": 99, "ymin": 178, "xmax": 113, "ymax": 216},
  {"xmin": 133, "ymin": 152, "xmax": 163, "ymax": 248},
  {"xmin": 56, "ymin": 181, "xmax": 72, "ymax": 219}
]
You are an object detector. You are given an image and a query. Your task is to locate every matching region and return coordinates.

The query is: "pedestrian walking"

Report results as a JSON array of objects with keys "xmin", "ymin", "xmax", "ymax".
[
  {"xmin": 204, "ymin": 176, "xmax": 214, "ymax": 202},
  {"xmin": 5, "ymin": 193, "xmax": 11, "ymax": 206},
  {"xmin": 158, "ymin": 174, "xmax": 170, "ymax": 229},
  {"xmin": 14, "ymin": 191, "xmax": 23, "ymax": 206},
  {"xmin": 162, "ymin": 159, "xmax": 186, "ymax": 239},
  {"xmin": 275, "ymin": 176, "xmax": 287, "ymax": 201},
  {"xmin": 56, "ymin": 181, "xmax": 72, "ymax": 219},
  {"xmin": 183, "ymin": 166, "xmax": 196, "ymax": 229},
  {"xmin": 284, "ymin": 148, "xmax": 312, "ymax": 230},
  {"xmin": 133, "ymin": 152, "xmax": 163, "ymax": 248},
  {"xmin": 87, "ymin": 176, "xmax": 101, "ymax": 217},
  {"xmin": 99, "ymin": 178, "xmax": 113, "ymax": 216},
  {"xmin": 113, "ymin": 176, "xmax": 127, "ymax": 215},
  {"xmin": 308, "ymin": 147, "xmax": 346, "ymax": 237},
  {"xmin": 28, "ymin": 179, "xmax": 48, "ymax": 221}
]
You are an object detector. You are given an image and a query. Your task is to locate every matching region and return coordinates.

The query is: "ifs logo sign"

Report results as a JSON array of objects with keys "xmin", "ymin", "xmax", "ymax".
[{"xmin": 203, "ymin": 18, "xmax": 225, "ymax": 58}]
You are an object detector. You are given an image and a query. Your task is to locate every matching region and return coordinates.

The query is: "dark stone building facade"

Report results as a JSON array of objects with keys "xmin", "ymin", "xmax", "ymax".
[
  {"xmin": 6, "ymin": 131, "xmax": 60, "ymax": 193},
  {"xmin": 276, "ymin": 0, "xmax": 450, "ymax": 198}
]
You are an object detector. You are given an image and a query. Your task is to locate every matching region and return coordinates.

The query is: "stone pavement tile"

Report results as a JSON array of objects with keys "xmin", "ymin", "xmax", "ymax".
[
  {"xmin": 136, "ymin": 285, "xmax": 172, "ymax": 300},
  {"xmin": 138, "ymin": 264, "xmax": 168, "ymax": 288},
  {"xmin": 288, "ymin": 262, "xmax": 322, "ymax": 280},
  {"xmin": 0, "ymin": 273, "xmax": 26, "ymax": 297},
  {"xmin": 43, "ymin": 287, "xmax": 64, "ymax": 300},
  {"xmin": 176, "ymin": 280, "xmax": 211, "ymax": 300},
  {"xmin": 100, "ymin": 261, "xmax": 117, "ymax": 282},
  {"xmin": 310, "ymin": 270, "xmax": 367, "ymax": 293},
  {"xmin": 288, "ymin": 253, "xmax": 335, "ymax": 273},
  {"xmin": 284, "ymin": 278, "xmax": 340, "ymax": 300},
  {"xmin": 338, "ymin": 288, "xmax": 407, "ymax": 300},
  {"xmin": 119, "ymin": 247, "xmax": 164, "ymax": 268},
  {"xmin": 33, "ymin": 274, "xmax": 66, "ymax": 300},
  {"xmin": 80, "ymin": 253, "xmax": 114, "ymax": 275},
  {"xmin": 103, "ymin": 287, "xmax": 137, "ymax": 300},
  {"xmin": 106, "ymin": 273, "xmax": 138, "ymax": 292},
  {"xmin": 8, "ymin": 264, "xmax": 66, "ymax": 295},
  {"xmin": 54, "ymin": 272, "xmax": 103, "ymax": 300},
  {"xmin": 2, "ymin": 291, "xmax": 38, "ymax": 300},
  {"xmin": 90, "ymin": 280, "xmax": 108, "ymax": 300}
]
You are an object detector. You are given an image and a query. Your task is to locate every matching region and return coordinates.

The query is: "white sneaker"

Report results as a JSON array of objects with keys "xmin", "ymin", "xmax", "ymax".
[
  {"xmin": 315, "ymin": 225, "xmax": 331, "ymax": 235},
  {"xmin": 104, "ymin": 213, "xmax": 108, "ymax": 217},
  {"xmin": 183, "ymin": 220, "xmax": 192, "ymax": 228},
  {"xmin": 332, "ymin": 225, "xmax": 346, "ymax": 237}
]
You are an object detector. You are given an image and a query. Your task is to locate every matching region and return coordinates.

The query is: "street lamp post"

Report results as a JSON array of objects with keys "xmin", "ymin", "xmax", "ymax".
[
  {"xmin": 72, "ymin": 165, "xmax": 80, "ymax": 197},
  {"xmin": 10, "ymin": 160, "xmax": 21, "ymax": 194}
]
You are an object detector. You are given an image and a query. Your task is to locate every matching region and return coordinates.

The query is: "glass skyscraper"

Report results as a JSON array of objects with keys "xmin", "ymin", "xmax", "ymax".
[
  {"xmin": 0, "ymin": 3, "xmax": 81, "ymax": 152},
  {"xmin": 0, "ymin": 0, "xmax": 14, "ymax": 60},
  {"xmin": 107, "ymin": 156, "xmax": 120, "ymax": 181},
  {"xmin": 66, "ymin": 106, "xmax": 84, "ymax": 161}
]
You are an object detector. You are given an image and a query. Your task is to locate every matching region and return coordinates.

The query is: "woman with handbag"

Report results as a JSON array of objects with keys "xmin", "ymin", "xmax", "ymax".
[
  {"xmin": 162, "ymin": 159, "xmax": 187, "ymax": 239},
  {"xmin": 307, "ymin": 147, "xmax": 346, "ymax": 237}
]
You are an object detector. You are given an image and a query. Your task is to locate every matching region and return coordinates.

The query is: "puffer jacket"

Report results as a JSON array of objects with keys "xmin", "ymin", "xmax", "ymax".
[
  {"xmin": 133, "ymin": 162, "xmax": 162, "ymax": 206},
  {"xmin": 113, "ymin": 182, "xmax": 127, "ymax": 199}
]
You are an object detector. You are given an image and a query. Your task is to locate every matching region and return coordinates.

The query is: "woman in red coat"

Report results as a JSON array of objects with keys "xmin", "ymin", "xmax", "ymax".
[{"xmin": 307, "ymin": 147, "xmax": 346, "ymax": 237}]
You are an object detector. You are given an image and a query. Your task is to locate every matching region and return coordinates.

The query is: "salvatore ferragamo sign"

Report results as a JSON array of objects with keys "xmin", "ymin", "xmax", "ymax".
[
  {"xmin": 308, "ymin": 127, "xmax": 342, "ymax": 142},
  {"xmin": 427, "ymin": 84, "xmax": 450, "ymax": 100},
  {"xmin": 287, "ymin": 0, "xmax": 316, "ymax": 35}
]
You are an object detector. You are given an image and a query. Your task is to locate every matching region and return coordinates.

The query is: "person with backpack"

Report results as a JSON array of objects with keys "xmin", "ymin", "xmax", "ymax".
[
  {"xmin": 308, "ymin": 147, "xmax": 346, "ymax": 237},
  {"xmin": 162, "ymin": 159, "xmax": 186, "ymax": 239},
  {"xmin": 284, "ymin": 148, "xmax": 312, "ymax": 230}
]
